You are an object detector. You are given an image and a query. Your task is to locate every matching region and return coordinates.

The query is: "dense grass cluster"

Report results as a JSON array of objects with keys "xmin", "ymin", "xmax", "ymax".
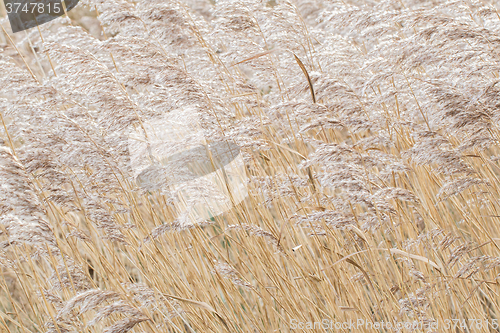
[{"xmin": 1, "ymin": 0, "xmax": 500, "ymax": 331}]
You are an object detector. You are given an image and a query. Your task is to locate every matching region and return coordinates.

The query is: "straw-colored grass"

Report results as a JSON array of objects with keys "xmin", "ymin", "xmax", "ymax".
[{"xmin": 1, "ymin": 0, "xmax": 500, "ymax": 332}]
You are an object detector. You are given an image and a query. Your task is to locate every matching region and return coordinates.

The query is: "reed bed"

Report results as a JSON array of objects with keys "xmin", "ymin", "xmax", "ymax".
[{"xmin": 1, "ymin": 0, "xmax": 500, "ymax": 332}]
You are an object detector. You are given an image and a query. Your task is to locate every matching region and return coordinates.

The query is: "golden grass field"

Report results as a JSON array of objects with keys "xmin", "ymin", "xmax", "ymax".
[{"xmin": 1, "ymin": 0, "xmax": 500, "ymax": 332}]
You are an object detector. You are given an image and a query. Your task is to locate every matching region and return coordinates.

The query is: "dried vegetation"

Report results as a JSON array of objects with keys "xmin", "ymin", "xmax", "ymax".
[{"xmin": 1, "ymin": 0, "xmax": 500, "ymax": 331}]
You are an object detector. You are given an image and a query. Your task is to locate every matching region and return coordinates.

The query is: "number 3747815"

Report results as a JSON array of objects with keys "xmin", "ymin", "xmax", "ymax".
[
  {"xmin": 443, "ymin": 319, "xmax": 498, "ymax": 330},
  {"xmin": 5, "ymin": 2, "xmax": 61, "ymax": 15}
]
